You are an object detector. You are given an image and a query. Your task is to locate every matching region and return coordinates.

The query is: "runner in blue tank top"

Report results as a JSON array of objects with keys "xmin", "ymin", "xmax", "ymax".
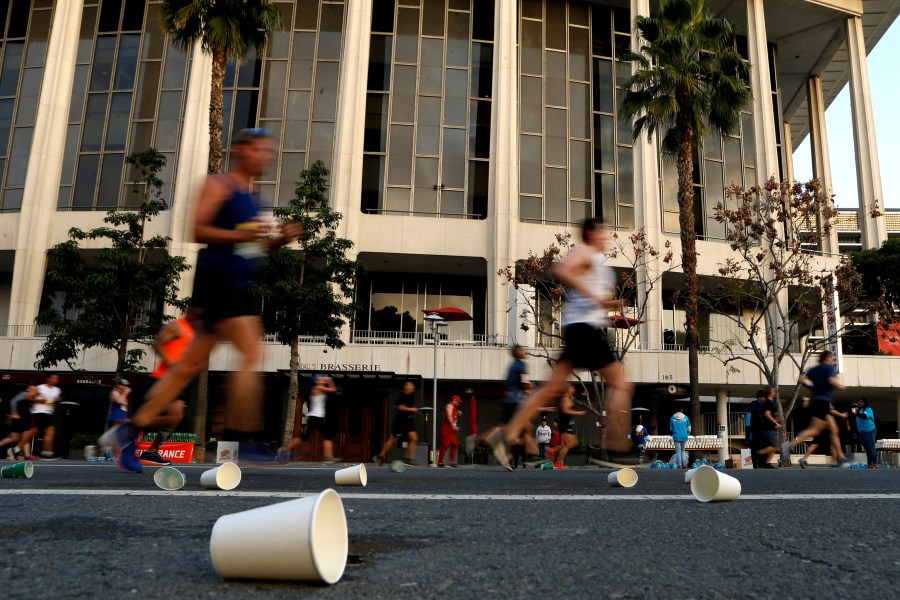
[{"xmin": 101, "ymin": 129, "xmax": 302, "ymax": 473}]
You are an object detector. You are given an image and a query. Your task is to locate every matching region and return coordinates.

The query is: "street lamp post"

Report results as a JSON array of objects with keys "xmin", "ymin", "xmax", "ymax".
[{"xmin": 424, "ymin": 313, "xmax": 448, "ymax": 465}]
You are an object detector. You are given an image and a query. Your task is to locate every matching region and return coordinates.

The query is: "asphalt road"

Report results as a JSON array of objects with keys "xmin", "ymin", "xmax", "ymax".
[{"xmin": 1, "ymin": 462, "xmax": 897, "ymax": 599}]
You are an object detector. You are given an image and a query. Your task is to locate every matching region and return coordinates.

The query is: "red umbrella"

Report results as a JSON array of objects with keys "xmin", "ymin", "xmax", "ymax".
[
  {"xmin": 609, "ymin": 314, "xmax": 644, "ymax": 329},
  {"xmin": 422, "ymin": 307, "xmax": 474, "ymax": 322},
  {"xmin": 468, "ymin": 393, "xmax": 478, "ymax": 435}
]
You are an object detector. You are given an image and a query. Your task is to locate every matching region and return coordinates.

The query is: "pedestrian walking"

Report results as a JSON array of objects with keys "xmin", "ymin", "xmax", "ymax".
[
  {"xmin": 486, "ymin": 218, "xmax": 634, "ymax": 469},
  {"xmin": 744, "ymin": 408, "xmax": 762, "ymax": 468},
  {"xmin": 853, "ymin": 397, "xmax": 878, "ymax": 468},
  {"xmin": 18, "ymin": 374, "xmax": 62, "ymax": 460},
  {"xmin": 375, "ymin": 381, "xmax": 420, "ymax": 466},
  {"xmin": 1, "ymin": 384, "xmax": 36, "ymax": 461},
  {"xmin": 438, "ymin": 395, "xmax": 462, "ymax": 467},
  {"xmin": 281, "ymin": 375, "xmax": 340, "ymax": 464},
  {"xmin": 536, "ymin": 418, "xmax": 551, "ymax": 460},
  {"xmin": 555, "ymin": 385, "xmax": 586, "ymax": 469},
  {"xmin": 670, "ymin": 407, "xmax": 691, "ymax": 468},
  {"xmin": 100, "ymin": 128, "xmax": 302, "ymax": 473},
  {"xmin": 750, "ymin": 387, "xmax": 782, "ymax": 468}
]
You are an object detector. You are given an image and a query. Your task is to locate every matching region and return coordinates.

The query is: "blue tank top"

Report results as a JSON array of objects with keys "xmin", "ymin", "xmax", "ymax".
[{"xmin": 196, "ymin": 176, "xmax": 264, "ymax": 290}]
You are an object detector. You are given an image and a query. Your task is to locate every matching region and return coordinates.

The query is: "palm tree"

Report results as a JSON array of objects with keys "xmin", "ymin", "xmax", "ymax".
[
  {"xmin": 619, "ymin": 0, "xmax": 751, "ymax": 430},
  {"xmin": 160, "ymin": 0, "xmax": 283, "ymax": 173}
]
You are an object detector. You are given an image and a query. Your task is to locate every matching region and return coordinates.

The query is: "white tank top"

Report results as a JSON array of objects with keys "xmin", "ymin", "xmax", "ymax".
[
  {"xmin": 307, "ymin": 392, "xmax": 327, "ymax": 418},
  {"xmin": 562, "ymin": 251, "xmax": 614, "ymax": 328}
]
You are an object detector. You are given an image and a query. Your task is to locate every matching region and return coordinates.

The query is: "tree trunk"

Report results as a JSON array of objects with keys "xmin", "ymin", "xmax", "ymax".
[
  {"xmin": 675, "ymin": 94, "xmax": 702, "ymax": 434},
  {"xmin": 208, "ymin": 47, "xmax": 226, "ymax": 174},
  {"xmin": 283, "ymin": 335, "xmax": 300, "ymax": 448},
  {"xmin": 194, "ymin": 371, "xmax": 208, "ymax": 446}
]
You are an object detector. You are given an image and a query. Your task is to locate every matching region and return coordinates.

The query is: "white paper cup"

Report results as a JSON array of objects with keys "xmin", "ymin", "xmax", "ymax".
[
  {"xmin": 684, "ymin": 468, "xmax": 698, "ymax": 484},
  {"xmin": 607, "ymin": 468, "xmax": 638, "ymax": 488},
  {"xmin": 210, "ymin": 488, "xmax": 348, "ymax": 583},
  {"xmin": 690, "ymin": 465, "xmax": 741, "ymax": 502},
  {"xmin": 334, "ymin": 463, "xmax": 367, "ymax": 487},
  {"xmin": 153, "ymin": 467, "xmax": 186, "ymax": 491},
  {"xmin": 201, "ymin": 462, "xmax": 242, "ymax": 490}
]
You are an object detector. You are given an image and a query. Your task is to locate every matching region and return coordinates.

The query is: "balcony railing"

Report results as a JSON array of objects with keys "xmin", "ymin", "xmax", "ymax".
[{"xmin": 349, "ymin": 330, "xmax": 512, "ymax": 347}]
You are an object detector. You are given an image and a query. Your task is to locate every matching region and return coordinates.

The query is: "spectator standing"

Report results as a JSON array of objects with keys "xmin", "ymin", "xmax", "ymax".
[
  {"xmin": 670, "ymin": 407, "xmax": 691, "ymax": 468},
  {"xmin": 535, "ymin": 418, "xmax": 551, "ymax": 460},
  {"xmin": 438, "ymin": 395, "xmax": 462, "ymax": 467},
  {"xmin": 750, "ymin": 387, "xmax": 782, "ymax": 468},
  {"xmin": 853, "ymin": 397, "xmax": 878, "ymax": 468}
]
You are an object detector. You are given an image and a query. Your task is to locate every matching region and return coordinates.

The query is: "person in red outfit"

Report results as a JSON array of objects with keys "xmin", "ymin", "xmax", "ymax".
[{"xmin": 438, "ymin": 395, "xmax": 463, "ymax": 467}]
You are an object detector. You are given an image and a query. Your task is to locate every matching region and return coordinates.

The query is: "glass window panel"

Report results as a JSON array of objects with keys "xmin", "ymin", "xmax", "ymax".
[
  {"xmin": 520, "ymin": 75, "xmax": 541, "ymax": 133},
  {"xmin": 520, "ymin": 195, "xmax": 542, "ymax": 221},
  {"xmin": 25, "ymin": 8, "xmax": 51, "ymax": 67},
  {"xmin": 545, "ymin": 107, "xmax": 566, "ymax": 166},
  {"xmin": 614, "ymin": 7, "xmax": 630, "ymax": 34},
  {"xmin": 312, "ymin": 61, "xmax": 339, "ymax": 121},
  {"xmin": 155, "ymin": 91, "xmax": 181, "ymax": 150},
  {"xmin": 703, "ymin": 128, "xmax": 722, "ymax": 160},
  {"xmin": 546, "ymin": 2, "xmax": 566, "ymax": 50},
  {"xmin": 614, "ymin": 34, "xmax": 630, "ymax": 60},
  {"xmin": 129, "ymin": 121, "xmax": 152, "ymax": 154},
  {"xmin": 223, "ymin": 62, "xmax": 237, "ymax": 88},
  {"xmin": 295, "ymin": 0, "xmax": 319, "ymax": 30},
  {"xmin": 569, "ymin": 26, "xmax": 589, "ymax": 81},
  {"xmin": 97, "ymin": 0, "xmax": 122, "ymax": 33},
  {"xmin": 2, "ymin": 187, "xmax": 22, "ymax": 211},
  {"xmin": 441, "ymin": 190, "xmax": 464, "ymax": 217},
  {"xmin": 570, "ymin": 140, "xmax": 590, "ymax": 199},
  {"xmin": 449, "ymin": 0, "xmax": 468, "ymax": 10},
  {"xmin": 447, "ymin": 11, "xmax": 469, "ymax": 68},
  {"xmin": 260, "ymin": 118, "xmax": 282, "ymax": 148},
  {"xmin": 386, "ymin": 187, "xmax": 411, "ymax": 213},
  {"xmin": 661, "ymin": 156, "xmax": 678, "ymax": 212},
  {"xmin": 90, "ymin": 36, "xmax": 116, "ymax": 91},
  {"xmin": 220, "ymin": 89, "xmax": 233, "ymax": 148},
  {"xmin": 444, "ymin": 69, "xmax": 467, "ymax": 126},
  {"xmin": 162, "ymin": 41, "xmax": 188, "ymax": 89},
  {"xmin": 366, "ymin": 34, "xmax": 392, "ymax": 92},
  {"xmin": 6, "ymin": 127, "xmax": 32, "ymax": 187},
  {"xmin": 592, "ymin": 7, "xmax": 612, "ymax": 57},
  {"xmin": 618, "ymin": 204, "xmax": 634, "ymax": 229},
  {"xmin": 594, "ymin": 113, "xmax": 615, "ymax": 172},
  {"xmin": 284, "ymin": 90, "xmax": 310, "ymax": 149},
  {"xmin": 388, "ymin": 124, "xmax": 414, "ymax": 185},
  {"xmin": 592, "ymin": 58, "xmax": 613, "ymax": 113},
  {"xmin": 114, "ymin": 34, "xmax": 140, "ymax": 90},
  {"xmin": 471, "ymin": 0, "xmax": 494, "ymax": 41},
  {"xmin": 617, "ymin": 145, "xmax": 633, "ymax": 206},
  {"xmin": 361, "ymin": 154, "xmax": 385, "ymax": 212},
  {"xmin": 279, "ymin": 151, "xmax": 306, "ymax": 199},
  {"xmin": 105, "ymin": 92, "xmax": 132, "ymax": 151},
  {"xmin": 415, "ymin": 96, "xmax": 441, "ymax": 156},
  {"xmin": 15, "ymin": 68, "xmax": 41, "ymax": 126},
  {"xmin": 693, "ymin": 186, "xmax": 704, "ymax": 235},
  {"xmin": 705, "ymin": 159, "xmax": 725, "ymax": 239},
  {"xmin": 468, "ymin": 99, "xmax": 490, "ymax": 158},
  {"xmin": 260, "ymin": 61, "xmax": 287, "ymax": 119},
  {"xmin": 419, "ymin": 37, "xmax": 444, "ymax": 95},
  {"xmin": 81, "ymin": 94, "xmax": 107, "ymax": 151},
  {"xmin": 97, "ymin": 153, "xmax": 124, "ymax": 209},
  {"xmin": 663, "ymin": 210, "xmax": 679, "ymax": 232},
  {"xmin": 391, "ymin": 65, "xmax": 417, "ymax": 123},
  {"xmin": 422, "ymin": 0, "xmax": 446, "ymax": 37},
  {"xmin": 267, "ymin": 4, "xmax": 293, "ymax": 58},
  {"xmin": 468, "ymin": 159, "xmax": 489, "ymax": 218},
  {"xmin": 78, "ymin": 7, "xmax": 98, "ymax": 63},
  {"xmin": 723, "ymin": 135, "xmax": 742, "ymax": 186},
  {"xmin": 741, "ymin": 113, "xmax": 755, "ymax": 168},
  {"xmin": 396, "ymin": 8, "xmax": 420, "ymax": 63},
  {"xmin": 6, "ymin": 0, "xmax": 26, "ymax": 37},
  {"xmin": 0, "ymin": 99, "xmax": 14, "ymax": 153},
  {"xmin": 521, "ymin": 19, "xmax": 542, "ymax": 76},
  {"xmin": 596, "ymin": 172, "xmax": 615, "ymax": 225},
  {"xmin": 522, "ymin": 0, "xmax": 542, "ymax": 20},
  {"xmin": 470, "ymin": 42, "xmax": 492, "ymax": 99},
  {"xmin": 364, "ymin": 93, "xmax": 388, "ymax": 153},
  {"xmin": 142, "ymin": 6, "xmax": 165, "ymax": 59},
  {"xmin": 617, "ymin": 94, "xmax": 631, "ymax": 143},
  {"xmin": 60, "ymin": 124, "xmax": 80, "ymax": 184},
  {"xmin": 318, "ymin": 3, "xmax": 344, "ymax": 60},
  {"xmin": 232, "ymin": 89, "xmax": 259, "ymax": 133},
  {"xmin": 743, "ymin": 166, "xmax": 756, "ymax": 189},
  {"xmin": 291, "ymin": 32, "xmax": 316, "ymax": 89},
  {"xmin": 57, "ymin": 185, "xmax": 71, "ymax": 209},
  {"xmin": 414, "ymin": 157, "xmax": 439, "ymax": 213},
  {"xmin": 569, "ymin": 82, "xmax": 589, "ymax": 139},
  {"xmin": 0, "ymin": 42, "xmax": 23, "ymax": 97},
  {"xmin": 69, "ymin": 65, "xmax": 89, "ymax": 122},
  {"xmin": 371, "ymin": 0, "xmax": 395, "ymax": 34},
  {"xmin": 308, "ymin": 121, "xmax": 334, "ymax": 163},
  {"xmin": 545, "ymin": 167, "xmax": 567, "ymax": 222},
  {"xmin": 236, "ymin": 49, "xmax": 260, "ymax": 87},
  {"xmin": 570, "ymin": 2, "xmax": 589, "ymax": 27},
  {"xmin": 520, "ymin": 135, "xmax": 541, "ymax": 194},
  {"xmin": 73, "ymin": 153, "xmax": 100, "ymax": 209},
  {"xmin": 570, "ymin": 200, "xmax": 592, "ymax": 222},
  {"xmin": 545, "ymin": 51, "xmax": 566, "ymax": 106},
  {"xmin": 399, "ymin": 0, "xmax": 421, "ymax": 6},
  {"xmin": 135, "ymin": 61, "xmax": 160, "ymax": 120},
  {"xmin": 441, "ymin": 127, "xmax": 466, "ymax": 188}
]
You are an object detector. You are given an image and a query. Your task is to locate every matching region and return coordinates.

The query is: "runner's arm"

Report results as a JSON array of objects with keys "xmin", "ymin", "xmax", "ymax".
[{"xmin": 152, "ymin": 322, "xmax": 180, "ymax": 365}]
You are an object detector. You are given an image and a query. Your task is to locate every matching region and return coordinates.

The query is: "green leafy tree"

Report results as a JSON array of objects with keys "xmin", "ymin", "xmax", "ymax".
[
  {"xmin": 35, "ymin": 149, "xmax": 190, "ymax": 382},
  {"xmin": 160, "ymin": 0, "xmax": 283, "ymax": 173},
  {"xmin": 619, "ymin": 0, "xmax": 752, "ymax": 431},
  {"xmin": 849, "ymin": 238, "xmax": 900, "ymax": 309},
  {"xmin": 253, "ymin": 161, "xmax": 364, "ymax": 447}
]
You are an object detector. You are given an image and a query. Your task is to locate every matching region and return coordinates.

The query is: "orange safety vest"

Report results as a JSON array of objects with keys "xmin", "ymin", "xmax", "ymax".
[{"xmin": 151, "ymin": 318, "xmax": 195, "ymax": 379}]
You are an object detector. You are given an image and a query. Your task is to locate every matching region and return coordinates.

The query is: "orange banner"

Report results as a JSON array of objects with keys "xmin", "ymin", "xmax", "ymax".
[{"xmin": 135, "ymin": 442, "xmax": 195, "ymax": 463}]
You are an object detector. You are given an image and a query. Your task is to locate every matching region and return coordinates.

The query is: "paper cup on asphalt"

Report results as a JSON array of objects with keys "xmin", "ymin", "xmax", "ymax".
[
  {"xmin": 690, "ymin": 465, "xmax": 741, "ymax": 502},
  {"xmin": 210, "ymin": 488, "xmax": 348, "ymax": 583},
  {"xmin": 334, "ymin": 463, "xmax": 367, "ymax": 487},
  {"xmin": 607, "ymin": 468, "xmax": 638, "ymax": 488},
  {"xmin": 1, "ymin": 461, "xmax": 33, "ymax": 478},
  {"xmin": 201, "ymin": 462, "xmax": 242, "ymax": 491},
  {"xmin": 153, "ymin": 466, "xmax": 186, "ymax": 491},
  {"xmin": 685, "ymin": 468, "xmax": 698, "ymax": 484}
]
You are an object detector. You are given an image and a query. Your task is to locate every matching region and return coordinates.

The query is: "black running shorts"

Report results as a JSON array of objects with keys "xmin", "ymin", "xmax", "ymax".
[{"xmin": 559, "ymin": 322, "xmax": 617, "ymax": 371}]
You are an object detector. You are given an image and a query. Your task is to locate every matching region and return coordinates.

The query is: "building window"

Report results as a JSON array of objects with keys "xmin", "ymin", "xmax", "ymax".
[
  {"xmin": 0, "ymin": 0, "xmax": 53, "ymax": 212},
  {"xmin": 361, "ymin": 0, "xmax": 494, "ymax": 219},
  {"xmin": 518, "ymin": 0, "xmax": 633, "ymax": 228},
  {"xmin": 58, "ymin": 0, "xmax": 190, "ymax": 211}
]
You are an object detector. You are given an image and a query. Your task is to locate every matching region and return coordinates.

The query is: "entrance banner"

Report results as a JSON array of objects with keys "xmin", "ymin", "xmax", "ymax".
[{"xmin": 136, "ymin": 442, "xmax": 195, "ymax": 463}]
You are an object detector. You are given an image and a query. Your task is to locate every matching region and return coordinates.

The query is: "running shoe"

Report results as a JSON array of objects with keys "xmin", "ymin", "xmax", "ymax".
[
  {"xmin": 373, "ymin": 455, "xmax": 383, "ymax": 467},
  {"xmin": 484, "ymin": 428, "xmax": 513, "ymax": 471},
  {"xmin": 14, "ymin": 448, "xmax": 25, "ymax": 461},
  {"xmin": 780, "ymin": 441, "xmax": 791, "ymax": 463},
  {"xmin": 5, "ymin": 448, "xmax": 14, "ymax": 460},
  {"xmin": 437, "ymin": 463, "xmax": 445, "ymax": 468},
  {"xmin": 40, "ymin": 452, "xmax": 61, "ymax": 461},
  {"xmin": 139, "ymin": 451, "xmax": 171, "ymax": 466},
  {"xmin": 275, "ymin": 449, "xmax": 291, "ymax": 464},
  {"xmin": 98, "ymin": 423, "xmax": 143, "ymax": 473},
  {"xmin": 838, "ymin": 457, "xmax": 852, "ymax": 468},
  {"xmin": 402, "ymin": 458, "xmax": 419, "ymax": 466},
  {"xmin": 322, "ymin": 456, "xmax": 342, "ymax": 464},
  {"xmin": 553, "ymin": 462, "xmax": 566, "ymax": 470},
  {"xmin": 447, "ymin": 463, "xmax": 458, "ymax": 468},
  {"xmin": 798, "ymin": 457, "xmax": 808, "ymax": 469}
]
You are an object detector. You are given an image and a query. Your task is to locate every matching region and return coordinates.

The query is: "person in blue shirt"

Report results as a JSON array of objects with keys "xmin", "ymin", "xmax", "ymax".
[
  {"xmin": 782, "ymin": 350, "xmax": 851, "ymax": 468},
  {"xmin": 670, "ymin": 407, "xmax": 691, "ymax": 468},
  {"xmin": 853, "ymin": 397, "xmax": 878, "ymax": 467}
]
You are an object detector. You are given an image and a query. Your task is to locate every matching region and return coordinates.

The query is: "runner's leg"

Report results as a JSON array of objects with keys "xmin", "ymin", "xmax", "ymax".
[
  {"xmin": 214, "ymin": 316, "xmax": 265, "ymax": 433},
  {"xmin": 597, "ymin": 361, "xmax": 634, "ymax": 453},
  {"xmin": 504, "ymin": 361, "xmax": 574, "ymax": 445}
]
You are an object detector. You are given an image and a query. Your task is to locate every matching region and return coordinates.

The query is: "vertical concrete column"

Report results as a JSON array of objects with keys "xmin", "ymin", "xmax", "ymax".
[
  {"xmin": 487, "ymin": 0, "xmax": 519, "ymax": 343},
  {"xmin": 845, "ymin": 16, "xmax": 888, "ymax": 250},
  {"xmin": 631, "ymin": 0, "xmax": 662, "ymax": 350},
  {"xmin": 807, "ymin": 76, "xmax": 839, "ymax": 253},
  {"xmin": 7, "ymin": 0, "xmax": 84, "ymax": 329},
  {"xmin": 168, "ymin": 41, "xmax": 212, "ymax": 301},
  {"xmin": 782, "ymin": 122, "xmax": 794, "ymax": 184},
  {"xmin": 715, "ymin": 388, "xmax": 729, "ymax": 465},
  {"xmin": 745, "ymin": 0, "xmax": 779, "ymax": 183}
]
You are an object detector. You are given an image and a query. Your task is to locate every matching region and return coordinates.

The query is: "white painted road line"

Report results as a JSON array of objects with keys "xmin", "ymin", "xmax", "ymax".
[{"xmin": 0, "ymin": 489, "xmax": 898, "ymax": 500}]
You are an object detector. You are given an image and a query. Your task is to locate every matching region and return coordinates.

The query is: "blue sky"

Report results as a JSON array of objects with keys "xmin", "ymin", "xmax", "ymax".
[{"xmin": 793, "ymin": 20, "xmax": 900, "ymax": 209}]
